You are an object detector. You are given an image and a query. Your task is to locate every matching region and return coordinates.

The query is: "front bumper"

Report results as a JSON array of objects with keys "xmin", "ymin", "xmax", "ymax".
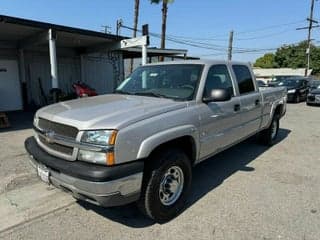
[
  {"xmin": 286, "ymin": 93, "xmax": 297, "ymax": 102},
  {"xmin": 307, "ymin": 95, "xmax": 320, "ymax": 105},
  {"xmin": 25, "ymin": 137, "xmax": 144, "ymax": 207}
]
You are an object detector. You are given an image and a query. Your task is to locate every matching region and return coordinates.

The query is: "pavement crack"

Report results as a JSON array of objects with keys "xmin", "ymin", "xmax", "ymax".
[{"xmin": 5, "ymin": 194, "xmax": 18, "ymax": 207}]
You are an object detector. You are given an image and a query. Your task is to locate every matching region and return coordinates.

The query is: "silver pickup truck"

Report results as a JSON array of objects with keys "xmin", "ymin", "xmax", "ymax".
[{"xmin": 25, "ymin": 60, "xmax": 286, "ymax": 222}]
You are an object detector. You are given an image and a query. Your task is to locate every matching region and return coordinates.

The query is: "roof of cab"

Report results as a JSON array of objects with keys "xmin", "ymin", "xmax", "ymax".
[{"xmin": 145, "ymin": 59, "xmax": 251, "ymax": 66}]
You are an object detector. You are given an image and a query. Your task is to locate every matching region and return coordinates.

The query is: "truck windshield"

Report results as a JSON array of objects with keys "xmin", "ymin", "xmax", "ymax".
[{"xmin": 115, "ymin": 64, "xmax": 204, "ymax": 101}]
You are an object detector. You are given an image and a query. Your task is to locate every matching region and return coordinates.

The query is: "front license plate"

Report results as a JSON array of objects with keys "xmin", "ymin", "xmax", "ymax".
[{"xmin": 37, "ymin": 164, "xmax": 50, "ymax": 184}]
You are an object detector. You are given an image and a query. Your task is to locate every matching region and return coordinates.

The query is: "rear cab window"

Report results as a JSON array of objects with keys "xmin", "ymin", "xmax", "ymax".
[{"xmin": 232, "ymin": 65, "xmax": 256, "ymax": 94}]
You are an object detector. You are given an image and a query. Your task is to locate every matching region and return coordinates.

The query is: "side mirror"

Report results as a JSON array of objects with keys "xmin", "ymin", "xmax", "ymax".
[{"xmin": 203, "ymin": 89, "xmax": 231, "ymax": 103}]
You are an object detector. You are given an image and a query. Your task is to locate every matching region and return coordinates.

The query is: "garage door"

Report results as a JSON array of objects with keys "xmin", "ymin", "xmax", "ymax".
[{"xmin": 0, "ymin": 60, "xmax": 22, "ymax": 111}]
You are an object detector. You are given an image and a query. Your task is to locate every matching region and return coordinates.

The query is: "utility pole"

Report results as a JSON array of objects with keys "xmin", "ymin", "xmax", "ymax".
[
  {"xmin": 296, "ymin": 0, "xmax": 319, "ymax": 76},
  {"xmin": 130, "ymin": 0, "xmax": 140, "ymax": 72},
  {"xmin": 228, "ymin": 30, "xmax": 234, "ymax": 61},
  {"xmin": 306, "ymin": 0, "xmax": 315, "ymax": 76},
  {"xmin": 116, "ymin": 19, "xmax": 123, "ymax": 36},
  {"xmin": 101, "ymin": 25, "xmax": 112, "ymax": 34}
]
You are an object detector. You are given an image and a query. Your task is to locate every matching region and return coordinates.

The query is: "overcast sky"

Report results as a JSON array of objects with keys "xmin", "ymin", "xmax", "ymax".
[{"xmin": 1, "ymin": 0, "xmax": 317, "ymax": 62}]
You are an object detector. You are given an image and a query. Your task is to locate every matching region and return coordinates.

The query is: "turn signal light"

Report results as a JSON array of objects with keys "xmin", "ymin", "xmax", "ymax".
[{"xmin": 106, "ymin": 152, "xmax": 115, "ymax": 166}]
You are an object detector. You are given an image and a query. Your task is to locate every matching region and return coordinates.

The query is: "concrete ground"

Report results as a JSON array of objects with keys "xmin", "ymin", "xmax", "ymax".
[{"xmin": 0, "ymin": 104, "xmax": 319, "ymax": 240}]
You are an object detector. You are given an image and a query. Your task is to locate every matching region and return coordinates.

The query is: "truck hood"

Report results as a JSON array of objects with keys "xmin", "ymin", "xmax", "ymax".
[{"xmin": 36, "ymin": 94, "xmax": 188, "ymax": 130}]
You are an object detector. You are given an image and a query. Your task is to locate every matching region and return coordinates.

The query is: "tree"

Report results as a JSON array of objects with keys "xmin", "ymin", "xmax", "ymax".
[
  {"xmin": 130, "ymin": 0, "xmax": 140, "ymax": 73},
  {"xmin": 274, "ymin": 41, "xmax": 308, "ymax": 69},
  {"xmin": 254, "ymin": 53, "xmax": 278, "ymax": 68},
  {"xmin": 254, "ymin": 41, "xmax": 320, "ymax": 74},
  {"xmin": 150, "ymin": 0, "xmax": 174, "ymax": 61}
]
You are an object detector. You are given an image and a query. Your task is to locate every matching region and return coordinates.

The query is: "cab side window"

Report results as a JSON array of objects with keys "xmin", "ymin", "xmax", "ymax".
[
  {"xmin": 203, "ymin": 65, "xmax": 234, "ymax": 98},
  {"xmin": 232, "ymin": 65, "xmax": 255, "ymax": 94}
]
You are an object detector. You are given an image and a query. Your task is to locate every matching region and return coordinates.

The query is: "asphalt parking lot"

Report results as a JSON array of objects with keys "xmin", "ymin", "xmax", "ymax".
[{"xmin": 0, "ymin": 103, "xmax": 319, "ymax": 240}]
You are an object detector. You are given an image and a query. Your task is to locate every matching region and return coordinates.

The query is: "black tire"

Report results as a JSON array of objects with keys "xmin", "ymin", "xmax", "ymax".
[
  {"xmin": 259, "ymin": 115, "xmax": 280, "ymax": 146},
  {"xmin": 137, "ymin": 148, "xmax": 192, "ymax": 223}
]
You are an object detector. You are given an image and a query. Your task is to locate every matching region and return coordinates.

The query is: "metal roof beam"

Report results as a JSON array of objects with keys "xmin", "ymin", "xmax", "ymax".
[{"xmin": 18, "ymin": 30, "xmax": 53, "ymax": 49}]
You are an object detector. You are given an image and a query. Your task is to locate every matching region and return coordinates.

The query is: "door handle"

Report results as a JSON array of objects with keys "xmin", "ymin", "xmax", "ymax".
[
  {"xmin": 255, "ymin": 99, "xmax": 260, "ymax": 105},
  {"xmin": 234, "ymin": 104, "xmax": 240, "ymax": 112}
]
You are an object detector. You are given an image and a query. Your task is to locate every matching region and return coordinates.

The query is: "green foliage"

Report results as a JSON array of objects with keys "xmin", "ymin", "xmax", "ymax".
[
  {"xmin": 254, "ymin": 53, "xmax": 278, "ymax": 68},
  {"xmin": 254, "ymin": 41, "xmax": 320, "ymax": 74}
]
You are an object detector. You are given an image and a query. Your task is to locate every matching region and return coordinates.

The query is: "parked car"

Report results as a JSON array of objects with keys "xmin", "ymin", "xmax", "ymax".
[
  {"xmin": 268, "ymin": 75, "xmax": 300, "ymax": 87},
  {"xmin": 277, "ymin": 78, "xmax": 308, "ymax": 103},
  {"xmin": 307, "ymin": 80, "xmax": 320, "ymax": 105},
  {"xmin": 257, "ymin": 79, "xmax": 268, "ymax": 87},
  {"xmin": 307, "ymin": 79, "xmax": 320, "ymax": 91},
  {"xmin": 25, "ymin": 60, "xmax": 287, "ymax": 222}
]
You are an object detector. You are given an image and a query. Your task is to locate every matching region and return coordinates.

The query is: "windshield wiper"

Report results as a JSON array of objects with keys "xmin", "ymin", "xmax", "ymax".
[{"xmin": 133, "ymin": 91, "xmax": 168, "ymax": 98}]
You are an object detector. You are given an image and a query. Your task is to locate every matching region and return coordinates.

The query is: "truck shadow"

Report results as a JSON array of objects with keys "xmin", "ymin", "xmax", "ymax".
[{"xmin": 78, "ymin": 128, "xmax": 291, "ymax": 227}]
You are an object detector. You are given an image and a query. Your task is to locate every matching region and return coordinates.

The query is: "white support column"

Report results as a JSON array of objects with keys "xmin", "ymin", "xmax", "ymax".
[
  {"xmin": 48, "ymin": 29, "xmax": 58, "ymax": 89},
  {"xmin": 142, "ymin": 44, "xmax": 147, "ymax": 66}
]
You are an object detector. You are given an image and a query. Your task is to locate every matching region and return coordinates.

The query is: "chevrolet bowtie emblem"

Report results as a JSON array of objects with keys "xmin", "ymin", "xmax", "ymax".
[{"xmin": 44, "ymin": 130, "xmax": 55, "ymax": 143}]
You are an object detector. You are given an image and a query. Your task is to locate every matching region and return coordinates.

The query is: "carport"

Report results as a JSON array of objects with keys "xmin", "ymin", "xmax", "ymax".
[{"xmin": 0, "ymin": 15, "xmax": 126, "ymax": 111}]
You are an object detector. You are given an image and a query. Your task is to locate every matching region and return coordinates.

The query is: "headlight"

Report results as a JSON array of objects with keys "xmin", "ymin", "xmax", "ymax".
[
  {"xmin": 81, "ymin": 130, "xmax": 117, "ymax": 145},
  {"xmin": 287, "ymin": 89, "xmax": 296, "ymax": 93},
  {"xmin": 79, "ymin": 130, "xmax": 117, "ymax": 165},
  {"xmin": 78, "ymin": 150, "xmax": 114, "ymax": 165}
]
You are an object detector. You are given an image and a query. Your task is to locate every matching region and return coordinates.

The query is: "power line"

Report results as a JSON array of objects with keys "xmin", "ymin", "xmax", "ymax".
[
  {"xmin": 235, "ymin": 29, "xmax": 296, "ymax": 41},
  {"xmin": 119, "ymin": 24, "xmax": 305, "ymax": 58},
  {"xmin": 163, "ymin": 19, "xmax": 305, "ymax": 41},
  {"xmin": 235, "ymin": 19, "xmax": 306, "ymax": 35}
]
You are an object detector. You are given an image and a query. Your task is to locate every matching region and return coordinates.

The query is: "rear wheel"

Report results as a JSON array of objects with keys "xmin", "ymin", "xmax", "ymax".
[
  {"xmin": 259, "ymin": 115, "xmax": 279, "ymax": 146},
  {"xmin": 137, "ymin": 148, "xmax": 192, "ymax": 223}
]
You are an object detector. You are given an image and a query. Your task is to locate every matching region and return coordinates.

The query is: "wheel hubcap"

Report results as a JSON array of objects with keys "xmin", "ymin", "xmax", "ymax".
[
  {"xmin": 271, "ymin": 119, "xmax": 278, "ymax": 139},
  {"xmin": 159, "ymin": 166, "xmax": 184, "ymax": 206}
]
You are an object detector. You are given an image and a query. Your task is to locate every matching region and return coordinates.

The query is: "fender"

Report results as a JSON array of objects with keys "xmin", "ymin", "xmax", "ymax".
[
  {"xmin": 267, "ymin": 99, "xmax": 285, "ymax": 127},
  {"xmin": 136, "ymin": 125, "xmax": 199, "ymax": 160}
]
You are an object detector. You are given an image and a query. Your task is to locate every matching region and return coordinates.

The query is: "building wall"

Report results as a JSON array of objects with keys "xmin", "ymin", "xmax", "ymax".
[
  {"xmin": 81, "ymin": 51, "xmax": 123, "ymax": 94},
  {"xmin": 24, "ymin": 50, "xmax": 81, "ymax": 106}
]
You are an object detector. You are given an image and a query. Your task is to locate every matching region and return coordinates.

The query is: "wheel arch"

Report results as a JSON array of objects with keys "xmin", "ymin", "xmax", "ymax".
[{"xmin": 137, "ymin": 125, "xmax": 199, "ymax": 166}]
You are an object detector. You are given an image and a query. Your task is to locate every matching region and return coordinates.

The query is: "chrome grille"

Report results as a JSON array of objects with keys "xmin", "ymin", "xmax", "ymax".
[
  {"xmin": 38, "ymin": 118, "xmax": 78, "ymax": 139},
  {"xmin": 39, "ymin": 135, "xmax": 74, "ymax": 155}
]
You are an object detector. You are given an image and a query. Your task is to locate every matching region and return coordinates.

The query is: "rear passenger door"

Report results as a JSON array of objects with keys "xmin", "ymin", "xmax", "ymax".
[{"xmin": 231, "ymin": 64, "xmax": 263, "ymax": 138}]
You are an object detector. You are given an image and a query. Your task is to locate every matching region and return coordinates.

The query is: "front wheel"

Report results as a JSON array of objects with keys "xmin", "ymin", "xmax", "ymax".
[
  {"xmin": 259, "ymin": 115, "xmax": 280, "ymax": 146},
  {"xmin": 137, "ymin": 148, "xmax": 192, "ymax": 223}
]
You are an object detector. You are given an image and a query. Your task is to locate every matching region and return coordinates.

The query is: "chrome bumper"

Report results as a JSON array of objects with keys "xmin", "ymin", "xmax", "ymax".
[{"xmin": 28, "ymin": 153, "xmax": 143, "ymax": 207}]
